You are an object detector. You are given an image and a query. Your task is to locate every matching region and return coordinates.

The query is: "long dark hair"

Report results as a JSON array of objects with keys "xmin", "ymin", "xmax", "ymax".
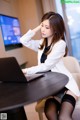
[{"xmin": 39, "ymin": 11, "xmax": 67, "ymax": 56}]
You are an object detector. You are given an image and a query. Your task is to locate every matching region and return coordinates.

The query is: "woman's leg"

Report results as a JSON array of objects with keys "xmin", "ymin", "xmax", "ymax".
[
  {"xmin": 58, "ymin": 90, "xmax": 78, "ymax": 120},
  {"xmin": 44, "ymin": 98, "xmax": 60, "ymax": 120}
]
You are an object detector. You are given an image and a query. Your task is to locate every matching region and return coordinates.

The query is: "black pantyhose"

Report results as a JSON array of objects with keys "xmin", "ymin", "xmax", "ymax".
[
  {"xmin": 58, "ymin": 94, "xmax": 76, "ymax": 120},
  {"xmin": 44, "ymin": 94, "xmax": 76, "ymax": 120},
  {"xmin": 44, "ymin": 98, "xmax": 60, "ymax": 120}
]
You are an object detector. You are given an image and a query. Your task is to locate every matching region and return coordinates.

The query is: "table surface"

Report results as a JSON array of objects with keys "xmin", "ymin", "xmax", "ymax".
[{"xmin": 0, "ymin": 72, "xmax": 68, "ymax": 111}]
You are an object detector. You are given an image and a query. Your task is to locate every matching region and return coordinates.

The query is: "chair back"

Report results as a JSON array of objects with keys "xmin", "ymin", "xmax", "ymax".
[
  {"xmin": 63, "ymin": 56, "xmax": 80, "ymax": 73},
  {"xmin": 63, "ymin": 56, "xmax": 80, "ymax": 89}
]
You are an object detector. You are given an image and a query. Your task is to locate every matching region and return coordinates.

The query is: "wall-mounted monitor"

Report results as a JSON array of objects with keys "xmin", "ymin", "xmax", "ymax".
[{"xmin": 0, "ymin": 14, "xmax": 22, "ymax": 51}]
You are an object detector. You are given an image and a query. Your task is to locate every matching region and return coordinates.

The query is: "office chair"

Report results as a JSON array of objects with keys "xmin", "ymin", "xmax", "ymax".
[{"xmin": 35, "ymin": 56, "xmax": 80, "ymax": 120}]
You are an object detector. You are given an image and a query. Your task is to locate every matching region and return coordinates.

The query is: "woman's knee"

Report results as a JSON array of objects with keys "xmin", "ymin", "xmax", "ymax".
[
  {"xmin": 44, "ymin": 101, "xmax": 57, "ymax": 119},
  {"xmin": 59, "ymin": 114, "xmax": 72, "ymax": 120},
  {"xmin": 58, "ymin": 114, "xmax": 66, "ymax": 120},
  {"xmin": 44, "ymin": 98, "xmax": 60, "ymax": 119}
]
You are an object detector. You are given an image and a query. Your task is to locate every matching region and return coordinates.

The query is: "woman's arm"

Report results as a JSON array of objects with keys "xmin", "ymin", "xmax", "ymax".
[
  {"xmin": 33, "ymin": 24, "xmax": 41, "ymax": 33},
  {"xmin": 20, "ymin": 25, "xmax": 41, "ymax": 52},
  {"xmin": 23, "ymin": 40, "xmax": 66, "ymax": 75}
]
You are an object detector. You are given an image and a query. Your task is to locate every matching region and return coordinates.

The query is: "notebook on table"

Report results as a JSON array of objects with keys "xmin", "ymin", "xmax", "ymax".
[{"xmin": 0, "ymin": 57, "xmax": 44, "ymax": 83}]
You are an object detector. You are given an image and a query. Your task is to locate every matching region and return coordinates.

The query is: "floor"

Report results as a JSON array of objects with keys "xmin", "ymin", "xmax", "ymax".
[{"xmin": 24, "ymin": 102, "xmax": 47, "ymax": 120}]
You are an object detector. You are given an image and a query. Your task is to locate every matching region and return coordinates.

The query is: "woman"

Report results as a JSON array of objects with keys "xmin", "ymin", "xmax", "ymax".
[{"xmin": 20, "ymin": 11, "xmax": 80, "ymax": 120}]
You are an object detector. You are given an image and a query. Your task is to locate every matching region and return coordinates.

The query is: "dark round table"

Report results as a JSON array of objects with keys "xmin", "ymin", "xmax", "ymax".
[{"xmin": 0, "ymin": 72, "xmax": 68, "ymax": 120}]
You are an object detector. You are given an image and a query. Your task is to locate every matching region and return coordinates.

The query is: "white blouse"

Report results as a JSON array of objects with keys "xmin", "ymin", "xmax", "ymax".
[{"xmin": 20, "ymin": 29, "xmax": 80, "ymax": 97}]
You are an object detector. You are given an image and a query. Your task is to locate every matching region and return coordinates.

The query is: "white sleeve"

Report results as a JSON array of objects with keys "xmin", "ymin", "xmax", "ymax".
[
  {"xmin": 26, "ymin": 40, "xmax": 66, "ymax": 75},
  {"xmin": 20, "ymin": 29, "xmax": 41, "ymax": 52}
]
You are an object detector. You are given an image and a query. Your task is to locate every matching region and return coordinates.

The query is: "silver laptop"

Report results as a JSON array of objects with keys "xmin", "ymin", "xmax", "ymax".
[{"xmin": 0, "ymin": 57, "xmax": 44, "ymax": 83}]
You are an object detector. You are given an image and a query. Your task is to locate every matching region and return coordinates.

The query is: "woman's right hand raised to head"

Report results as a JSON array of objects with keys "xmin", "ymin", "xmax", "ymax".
[{"xmin": 33, "ymin": 23, "xmax": 42, "ymax": 33}]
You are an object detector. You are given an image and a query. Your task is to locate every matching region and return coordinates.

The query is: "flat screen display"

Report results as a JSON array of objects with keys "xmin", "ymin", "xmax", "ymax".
[{"xmin": 0, "ymin": 14, "xmax": 22, "ymax": 50}]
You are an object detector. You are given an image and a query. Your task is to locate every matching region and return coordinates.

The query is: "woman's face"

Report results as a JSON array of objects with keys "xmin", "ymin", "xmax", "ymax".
[{"xmin": 41, "ymin": 19, "xmax": 53, "ymax": 39}]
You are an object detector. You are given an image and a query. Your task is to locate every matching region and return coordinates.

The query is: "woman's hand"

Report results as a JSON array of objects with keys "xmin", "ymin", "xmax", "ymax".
[
  {"xmin": 22, "ymin": 68, "xmax": 27, "ymax": 74},
  {"xmin": 33, "ymin": 23, "xmax": 42, "ymax": 33}
]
